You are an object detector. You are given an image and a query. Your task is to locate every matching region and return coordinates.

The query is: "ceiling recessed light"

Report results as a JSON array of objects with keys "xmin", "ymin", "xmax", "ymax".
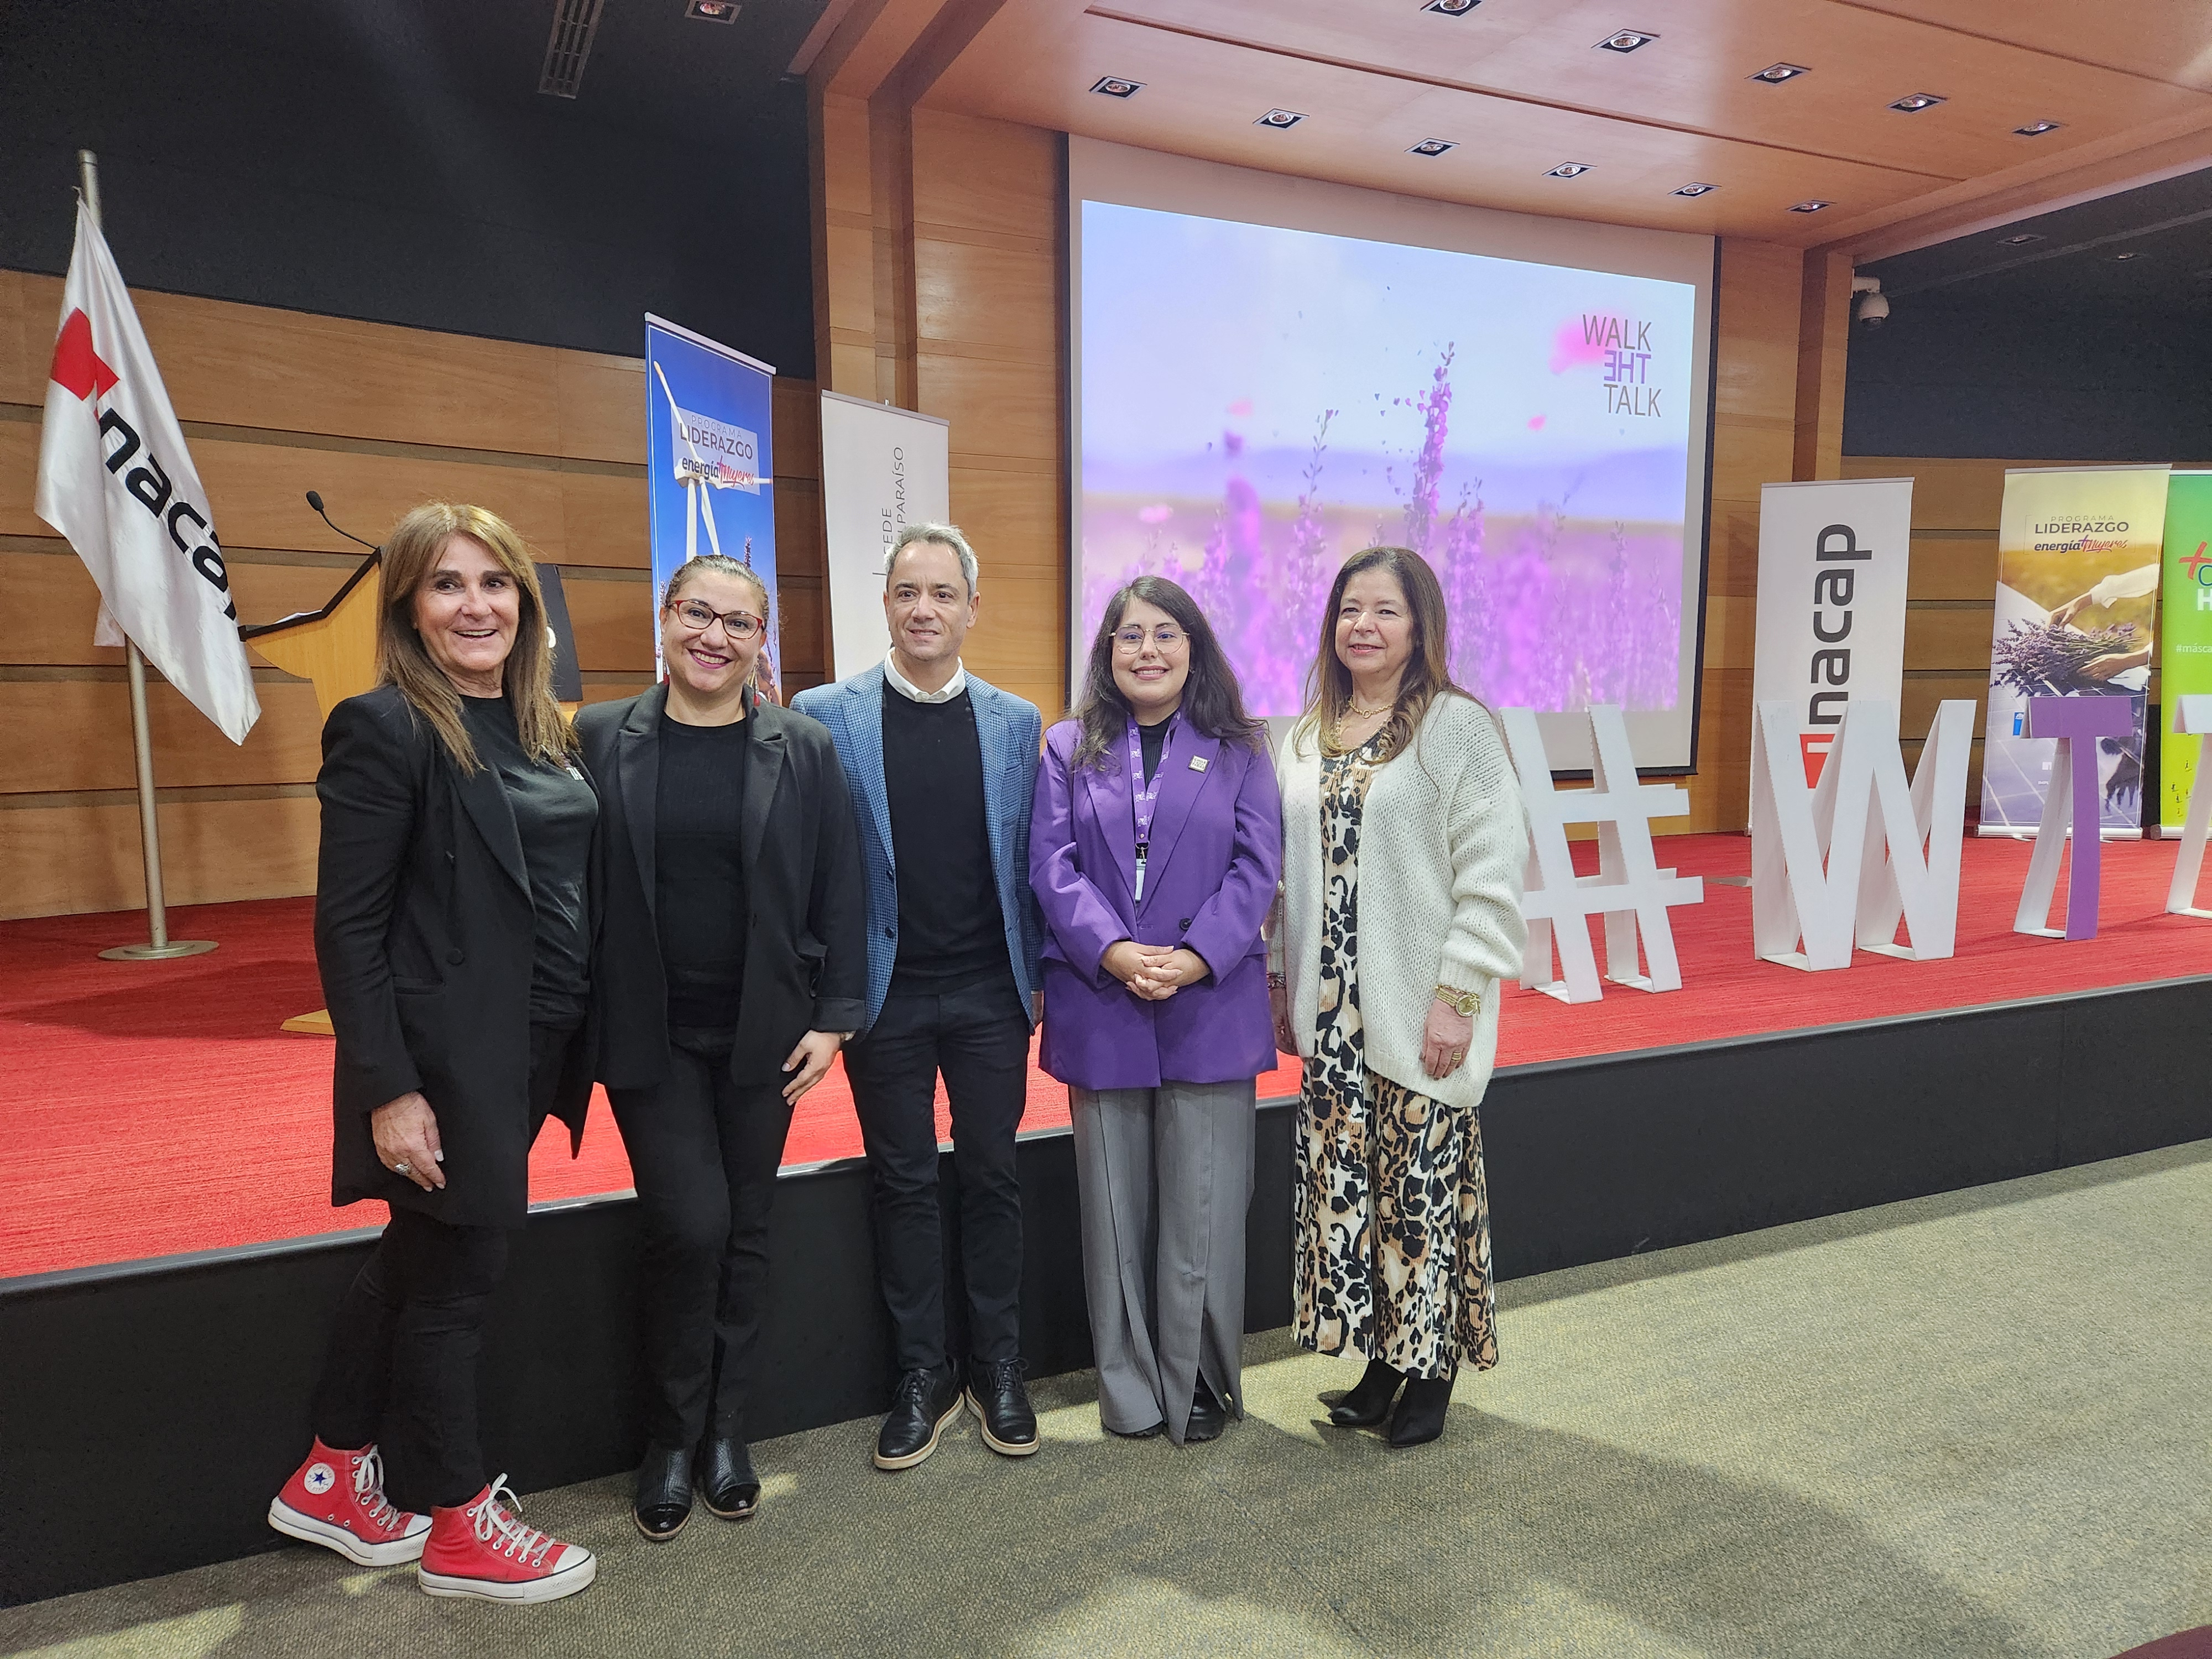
[
  {"xmin": 2014, "ymin": 119, "xmax": 2064, "ymax": 137},
  {"xmin": 1090, "ymin": 76, "xmax": 1142, "ymax": 97},
  {"xmin": 1888, "ymin": 92, "xmax": 1946, "ymax": 112},
  {"xmin": 1407, "ymin": 138, "xmax": 1457, "ymax": 158},
  {"xmin": 1255, "ymin": 108, "xmax": 1306, "ymax": 129},
  {"xmin": 1997, "ymin": 232, "xmax": 2044, "ymax": 246},
  {"xmin": 1788, "ymin": 199, "xmax": 1832, "ymax": 213},
  {"xmin": 685, "ymin": 0, "xmax": 739, "ymax": 18},
  {"xmin": 1750, "ymin": 62, "xmax": 1811, "ymax": 84},
  {"xmin": 1422, "ymin": 0, "xmax": 1480, "ymax": 14},
  {"xmin": 1597, "ymin": 29, "xmax": 1657, "ymax": 52},
  {"xmin": 1673, "ymin": 181, "xmax": 1718, "ymax": 197},
  {"xmin": 1545, "ymin": 161, "xmax": 1593, "ymax": 179}
]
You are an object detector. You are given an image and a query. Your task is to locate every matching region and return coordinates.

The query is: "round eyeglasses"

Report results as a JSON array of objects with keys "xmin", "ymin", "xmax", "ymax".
[
  {"xmin": 671, "ymin": 599, "xmax": 763, "ymax": 640},
  {"xmin": 1114, "ymin": 625, "xmax": 1185, "ymax": 653}
]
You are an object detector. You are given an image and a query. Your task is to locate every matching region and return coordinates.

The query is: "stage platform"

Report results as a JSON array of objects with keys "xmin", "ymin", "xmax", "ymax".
[
  {"xmin": 4, "ymin": 832, "xmax": 2211, "ymax": 1280},
  {"xmin": 5, "ymin": 831, "xmax": 2211, "ymax": 1603}
]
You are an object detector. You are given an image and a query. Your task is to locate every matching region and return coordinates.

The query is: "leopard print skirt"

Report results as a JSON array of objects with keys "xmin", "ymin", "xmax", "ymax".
[{"xmin": 1292, "ymin": 742, "xmax": 1499, "ymax": 1382}]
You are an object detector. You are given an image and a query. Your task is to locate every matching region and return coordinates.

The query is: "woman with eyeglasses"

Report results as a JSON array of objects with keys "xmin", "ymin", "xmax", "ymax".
[
  {"xmin": 1030, "ymin": 577, "xmax": 1282, "ymax": 1444},
  {"xmin": 576, "ymin": 554, "xmax": 865, "ymax": 1541}
]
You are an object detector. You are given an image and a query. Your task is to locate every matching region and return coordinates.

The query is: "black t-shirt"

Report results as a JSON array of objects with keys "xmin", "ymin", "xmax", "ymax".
[
  {"xmin": 654, "ymin": 712, "xmax": 750, "ymax": 1031},
  {"xmin": 882, "ymin": 681, "xmax": 1006, "ymax": 995},
  {"xmin": 460, "ymin": 695, "xmax": 596, "ymax": 1028},
  {"xmin": 1137, "ymin": 712, "xmax": 1170, "ymax": 784}
]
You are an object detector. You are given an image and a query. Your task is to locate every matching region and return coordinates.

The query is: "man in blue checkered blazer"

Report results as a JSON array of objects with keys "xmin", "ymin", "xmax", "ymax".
[{"xmin": 792, "ymin": 523, "xmax": 1044, "ymax": 1474}]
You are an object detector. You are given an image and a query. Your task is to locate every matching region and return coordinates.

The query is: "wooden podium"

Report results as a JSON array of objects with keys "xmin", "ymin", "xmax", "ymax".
[{"xmin": 241, "ymin": 554, "xmax": 383, "ymax": 1035}]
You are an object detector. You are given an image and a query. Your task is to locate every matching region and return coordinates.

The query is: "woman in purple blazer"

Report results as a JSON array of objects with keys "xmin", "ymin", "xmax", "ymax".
[{"xmin": 1031, "ymin": 576, "xmax": 1283, "ymax": 1444}]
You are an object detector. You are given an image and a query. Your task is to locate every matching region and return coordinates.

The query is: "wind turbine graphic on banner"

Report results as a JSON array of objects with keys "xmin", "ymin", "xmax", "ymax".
[{"xmin": 654, "ymin": 359, "xmax": 729, "ymax": 566}]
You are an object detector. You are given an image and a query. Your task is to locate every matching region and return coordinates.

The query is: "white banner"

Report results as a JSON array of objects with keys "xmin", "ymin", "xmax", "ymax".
[
  {"xmin": 820, "ymin": 392, "xmax": 949, "ymax": 680},
  {"xmin": 36, "ymin": 199, "xmax": 259, "ymax": 744},
  {"xmin": 1750, "ymin": 476, "xmax": 1913, "ymax": 795}
]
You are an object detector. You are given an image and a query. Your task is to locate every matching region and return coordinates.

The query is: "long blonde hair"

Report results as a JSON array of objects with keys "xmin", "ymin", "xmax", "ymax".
[
  {"xmin": 377, "ymin": 502, "xmax": 577, "ymax": 774},
  {"xmin": 1295, "ymin": 546, "xmax": 1464, "ymax": 761}
]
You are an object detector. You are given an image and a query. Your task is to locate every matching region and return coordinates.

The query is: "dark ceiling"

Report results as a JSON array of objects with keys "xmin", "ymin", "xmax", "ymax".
[
  {"xmin": 1863, "ymin": 166, "xmax": 2212, "ymax": 315},
  {"xmin": 1, "ymin": 0, "xmax": 829, "ymax": 364}
]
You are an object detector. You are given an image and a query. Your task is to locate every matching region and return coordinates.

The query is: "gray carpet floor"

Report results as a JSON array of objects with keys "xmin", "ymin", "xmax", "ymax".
[{"xmin": 5, "ymin": 1140, "xmax": 2208, "ymax": 1659}]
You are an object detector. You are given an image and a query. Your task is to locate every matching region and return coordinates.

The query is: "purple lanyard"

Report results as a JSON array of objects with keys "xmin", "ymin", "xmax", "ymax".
[{"xmin": 1126, "ymin": 713, "xmax": 1171, "ymax": 902}]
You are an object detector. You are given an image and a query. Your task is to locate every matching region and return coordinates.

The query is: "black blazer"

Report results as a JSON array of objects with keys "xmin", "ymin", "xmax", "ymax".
[
  {"xmin": 314, "ymin": 686, "xmax": 598, "ymax": 1230},
  {"xmin": 577, "ymin": 684, "xmax": 867, "ymax": 1091}
]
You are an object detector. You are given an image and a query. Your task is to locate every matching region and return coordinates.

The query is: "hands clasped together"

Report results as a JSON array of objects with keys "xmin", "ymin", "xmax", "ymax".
[{"xmin": 1102, "ymin": 940, "xmax": 1210, "ymax": 1002}]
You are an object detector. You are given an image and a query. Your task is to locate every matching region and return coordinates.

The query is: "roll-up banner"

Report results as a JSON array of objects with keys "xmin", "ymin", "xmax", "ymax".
[
  {"xmin": 1750, "ymin": 477, "xmax": 1914, "ymax": 791},
  {"xmin": 2159, "ymin": 470, "xmax": 2212, "ymax": 835},
  {"xmin": 645, "ymin": 314, "xmax": 778, "ymax": 697},
  {"xmin": 818, "ymin": 392, "xmax": 951, "ymax": 680},
  {"xmin": 1979, "ymin": 465, "xmax": 2168, "ymax": 838}
]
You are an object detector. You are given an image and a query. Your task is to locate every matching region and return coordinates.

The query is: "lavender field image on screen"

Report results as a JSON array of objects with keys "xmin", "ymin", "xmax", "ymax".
[{"xmin": 1079, "ymin": 202, "xmax": 1698, "ymax": 717}]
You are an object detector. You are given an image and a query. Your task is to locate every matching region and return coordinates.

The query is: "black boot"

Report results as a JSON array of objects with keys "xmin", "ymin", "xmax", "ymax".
[
  {"xmin": 1327, "ymin": 1359, "xmax": 1404, "ymax": 1427},
  {"xmin": 1184, "ymin": 1376, "xmax": 1227, "ymax": 1443},
  {"xmin": 632, "ymin": 1444, "xmax": 693, "ymax": 1542},
  {"xmin": 965, "ymin": 1358, "xmax": 1039, "ymax": 1458},
  {"xmin": 696, "ymin": 1434, "xmax": 760, "ymax": 1521},
  {"xmin": 874, "ymin": 1364, "xmax": 963, "ymax": 1471},
  {"xmin": 1387, "ymin": 1375, "xmax": 1454, "ymax": 1449}
]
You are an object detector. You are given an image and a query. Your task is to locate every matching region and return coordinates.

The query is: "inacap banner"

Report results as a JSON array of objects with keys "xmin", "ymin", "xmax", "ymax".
[
  {"xmin": 1750, "ymin": 476, "xmax": 1913, "ymax": 792},
  {"xmin": 2159, "ymin": 471, "xmax": 2212, "ymax": 835},
  {"xmin": 645, "ymin": 314, "xmax": 778, "ymax": 698},
  {"xmin": 1980, "ymin": 465, "xmax": 2168, "ymax": 837}
]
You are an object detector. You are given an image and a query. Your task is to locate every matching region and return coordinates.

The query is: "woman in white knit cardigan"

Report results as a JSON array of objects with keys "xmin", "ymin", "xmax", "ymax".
[{"xmin": 1270, "ymin": 546, "xmax": 1526, "ymax": 1448}]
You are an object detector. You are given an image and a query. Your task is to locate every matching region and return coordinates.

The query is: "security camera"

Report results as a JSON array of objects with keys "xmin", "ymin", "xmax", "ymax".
[{"xmin": 1852, "ymin": 274, "xmax": 1888, "ymax": 328}]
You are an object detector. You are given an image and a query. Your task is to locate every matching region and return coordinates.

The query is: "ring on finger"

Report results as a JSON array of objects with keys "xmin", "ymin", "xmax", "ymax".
[{"xmin": 393, "ymin": 1161, "xmax": 411, "ymax": 1175}]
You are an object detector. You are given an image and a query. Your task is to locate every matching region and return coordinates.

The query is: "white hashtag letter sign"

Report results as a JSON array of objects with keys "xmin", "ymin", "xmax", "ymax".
[
  {"xmin": 1750, "ymin": 697, "xmax": 1975, "ymax": 971},
  {"xmin": 2167, "ymin": 695, "xmax": 2212, "ymax": 917},
  {"xmin": 1501, "ymin": 705, "xmax": 1704, "ymax": 1005}
]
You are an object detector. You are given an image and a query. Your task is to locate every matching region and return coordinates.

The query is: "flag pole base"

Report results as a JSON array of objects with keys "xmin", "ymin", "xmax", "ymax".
[{"xmin": 98, "ymin": 940, "xmax": 217, "ymax": 961}]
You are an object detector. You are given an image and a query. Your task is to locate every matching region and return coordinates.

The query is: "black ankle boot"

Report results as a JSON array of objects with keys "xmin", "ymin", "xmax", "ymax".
[
  {"xmin": 632, "ymin": 1444, "xmax": 693, "ymax": 1541},
  {"xmin": 1327, "ymin": 1359, "xmax": 1404, "ymax": 1427},
  {"xmin": 696, "ymin": 1434, "xmax": 760, "ymax": 1521},
  {"xmin": 1185, "ymin": 1376, "xmax": 1227, "ymax": 1443},
  {"xmin": 1387, "ymin": 1375, "xmax": 1454, "ymax": 1448}
]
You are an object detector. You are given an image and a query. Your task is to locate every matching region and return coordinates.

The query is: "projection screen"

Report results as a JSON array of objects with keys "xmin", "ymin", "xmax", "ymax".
[{"xmin": 1068, "ymin": 137, "xmax": 1718, "ymax": 771}]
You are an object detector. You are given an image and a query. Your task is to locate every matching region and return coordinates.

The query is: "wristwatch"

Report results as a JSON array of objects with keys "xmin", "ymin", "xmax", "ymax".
[{"xmin": 1433, "ymin": 983, "xmax": 1480, "ymax": 1017}]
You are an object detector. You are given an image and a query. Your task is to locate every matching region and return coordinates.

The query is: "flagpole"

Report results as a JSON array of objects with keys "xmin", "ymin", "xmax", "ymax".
[{"xmin": 79, "ymin": 149, "xmax": 216, "ymax": 962}]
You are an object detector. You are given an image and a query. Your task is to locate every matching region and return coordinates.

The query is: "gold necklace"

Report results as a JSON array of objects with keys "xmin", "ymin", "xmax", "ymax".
[{"xmin": 1345, "ymin": 698, "xmax": 1394, "ymax": 718}]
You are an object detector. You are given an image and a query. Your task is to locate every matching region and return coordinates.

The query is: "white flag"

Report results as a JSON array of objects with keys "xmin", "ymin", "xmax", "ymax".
[{"xmin": 35, "ymin": 199, "xmax": 259, "ymax": 744}]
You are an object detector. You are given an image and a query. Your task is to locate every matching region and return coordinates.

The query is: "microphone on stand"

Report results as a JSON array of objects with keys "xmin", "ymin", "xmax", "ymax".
[{"xmin": 305, "ymin": 491, "xmax": 380, "ymax": 552}]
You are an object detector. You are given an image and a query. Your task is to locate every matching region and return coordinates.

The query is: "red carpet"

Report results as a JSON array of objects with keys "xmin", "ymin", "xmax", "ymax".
[{"xmin": 5, "ymin": 832, "xmax": 2209, "ymax": 1279}]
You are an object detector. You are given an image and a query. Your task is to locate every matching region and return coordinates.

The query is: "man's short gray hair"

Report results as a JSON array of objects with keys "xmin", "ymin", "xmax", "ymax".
[{"xmin": 886, "ymin": 522, "xmax": 979, "ymax": 594}]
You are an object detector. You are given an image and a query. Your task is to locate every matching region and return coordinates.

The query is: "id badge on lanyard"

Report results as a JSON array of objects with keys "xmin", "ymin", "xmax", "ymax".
[{"xmin": 1128, "ymin": 715, "xmax": 1169, "ymax": 904}]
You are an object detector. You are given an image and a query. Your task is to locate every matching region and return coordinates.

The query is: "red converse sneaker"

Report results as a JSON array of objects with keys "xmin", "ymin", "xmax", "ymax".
[
  {"xmin": 417, "ymin": 1476, "xmax": 596, "ymax": 1604},
  {"xmin": 267, "ymin": 1439, "xmax": 430, "ymax": 1567}
]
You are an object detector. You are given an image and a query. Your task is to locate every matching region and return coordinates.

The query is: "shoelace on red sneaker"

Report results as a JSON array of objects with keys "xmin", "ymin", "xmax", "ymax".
[
  {"xmin": 350, "ymin": 1448, "xmax": 403, "ymax": 1532},
  {"xmin": 469, "ymin": 1476, "xmax": 554, "ymax": 1566}
]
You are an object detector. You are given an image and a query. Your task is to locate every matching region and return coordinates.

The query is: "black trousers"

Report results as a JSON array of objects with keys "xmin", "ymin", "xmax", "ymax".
[
  {"xmin": 310, "ymin": 1021, "xmax": 575, "ymax": 1512},
  {"xmin": 608, "ymin": 1029, "xmax": 795, "ymax": 1451},
  {"xmin": 843, "ymin": 974, "xmax": 1031, "ymax": 1373}
]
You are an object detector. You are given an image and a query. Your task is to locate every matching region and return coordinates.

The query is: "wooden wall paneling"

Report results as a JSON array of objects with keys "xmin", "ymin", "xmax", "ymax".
[
  {"xmin": 0, "ymin": 269, "xmax": 31, "ymax": 406},
  {"xmin": 1792, "ymin": 249, "xmax": 1852, "ymax": 483},
  {"xmin": 1906, "ymin": 534, "xmax": 2000, "ymax": 601},
  {"xmin": 1, "ymin": 547, "xmax": 371, "ymax": 666},
  {"xmin": 773, "ymin": 378, "xmax": 826, "ymax": 482},
  {"xmin": 554, "ymin": 351, "xmax": 646, "ymax": 467},
  {"xmin": 814, "ymin": 91, "xmax": 883, "ymax": 398},
  {"xmin": 556, "ymin": 571, "xmax": 655, "ymax": 674},
  {"xmin": 0, "ymin": 680, "xmax": 325, "ymax": 795},
  {"xmin": 0, "ymin": 794, "xmax": 321, "ymax": 921}
]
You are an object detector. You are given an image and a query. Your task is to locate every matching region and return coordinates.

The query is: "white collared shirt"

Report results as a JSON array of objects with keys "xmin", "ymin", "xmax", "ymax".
[{"xmin": 883, "ymin": 651, "xmax": 967, "ymax": 705}]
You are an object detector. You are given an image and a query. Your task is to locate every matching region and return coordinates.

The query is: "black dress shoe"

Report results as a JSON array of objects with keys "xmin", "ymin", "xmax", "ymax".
[
  {"xmin": 1327, "ymin": 1358, "xmax": 1405, "ymax": 1428},
  {"xmin": 1184, "ymin": 1377, "xmax": 1227, "ymax": 1443},
  {"xmin": 1107, "ymin": 1418, "xmax": 1166, "ymax": 1439},
  {"xmin": 965, "ymin": 1358, "xmax": 1039, "ymax": 1457},
  {"xmin": 874, "ymin": 1364, "xmax": 963, "ymax": 1471},
  {"xmin": 696, "ymin": 1434, "xmax": 760, "ymax": 1521},
  {"xmin": 1388, "ymin": 1375, "xmax": 1454, "ymax": 1448},
  {"xmin": 632, "ymin": 1444, "xmax": 693, "ymax": 1542}
]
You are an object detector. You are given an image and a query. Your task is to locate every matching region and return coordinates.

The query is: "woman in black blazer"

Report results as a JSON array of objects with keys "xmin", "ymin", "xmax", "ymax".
[
  {"xmin": 576, "ymin": 552, "xmax": 865, "ymax": 1542},
  {"xmin": 267, "ymin": 503, "xmax": 600, "ymax": 1605}
]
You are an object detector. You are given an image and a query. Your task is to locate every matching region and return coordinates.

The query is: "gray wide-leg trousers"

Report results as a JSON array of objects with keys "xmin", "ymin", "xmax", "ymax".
[{"xmin": 1068, "ymin": 1078, "xmax": 1256, "ymax": 1444}]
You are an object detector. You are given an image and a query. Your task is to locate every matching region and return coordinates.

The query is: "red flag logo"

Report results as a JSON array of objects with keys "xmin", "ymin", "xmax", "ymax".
[{"xmin": 50, "ymin": 308, "xmax": 118, "ymax": 403}]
